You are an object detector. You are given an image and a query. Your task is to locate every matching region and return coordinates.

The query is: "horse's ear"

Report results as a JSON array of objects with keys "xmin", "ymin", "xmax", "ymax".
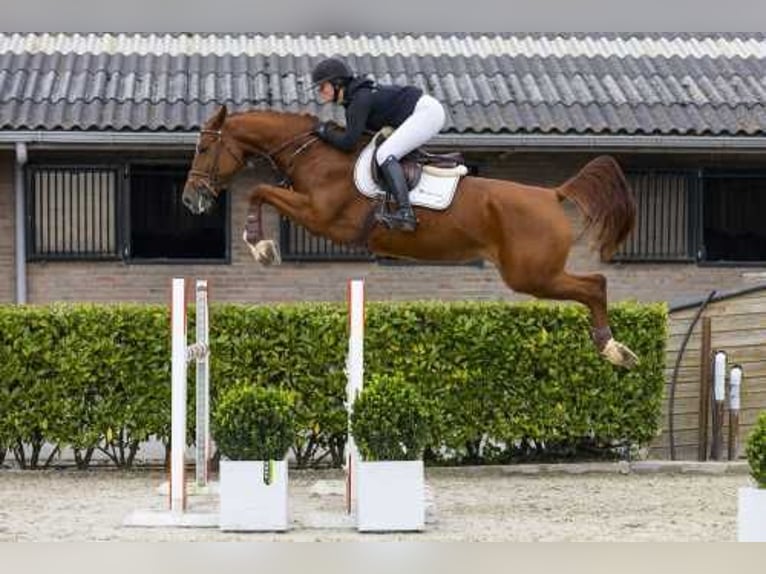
[{"xmin": 210, "ymin": 105, "xmax": 228, "ymax": 129}]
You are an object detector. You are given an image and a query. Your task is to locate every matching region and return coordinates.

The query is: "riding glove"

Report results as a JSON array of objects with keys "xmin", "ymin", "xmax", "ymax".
[{"xmin": 314, "ymin": 121, "xmax": 332, "ymax": 140}]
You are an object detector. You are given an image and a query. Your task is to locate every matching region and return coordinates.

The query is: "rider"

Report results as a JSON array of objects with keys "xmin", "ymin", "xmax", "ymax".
[{"xmin": 311, "ymin": 57, "xmax": 447, "ymax": 232}]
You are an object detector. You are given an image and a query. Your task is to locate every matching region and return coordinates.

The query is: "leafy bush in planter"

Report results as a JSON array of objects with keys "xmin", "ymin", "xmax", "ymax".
[
  {"xmin": 213, "ymin": 383, "xmax": 296, "ymax": 461},
  {"xmin": 350, "ymin": 374, "xmax": 431, "ymax": 461},
  {"xmin": 746, "ymin": 411, "xmax": 766, "ymax": 489}
]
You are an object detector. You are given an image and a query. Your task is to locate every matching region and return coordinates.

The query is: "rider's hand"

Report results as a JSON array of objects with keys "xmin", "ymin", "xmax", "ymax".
[{"xmin": 314, "ymin": 121, "xmax": 331, "ymax": 140}]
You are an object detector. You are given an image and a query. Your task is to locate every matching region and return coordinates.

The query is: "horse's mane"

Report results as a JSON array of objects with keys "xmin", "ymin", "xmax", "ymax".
[
  {"xmin": 222, "ymin": 107, "xmax": 373, "ymax": 152},
  {"xmin": 226, "ymin": 108, "xmax": 318, "ymax": 124}
]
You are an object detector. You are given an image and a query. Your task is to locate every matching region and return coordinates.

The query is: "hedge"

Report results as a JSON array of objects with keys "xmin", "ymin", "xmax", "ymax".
[
  {"xmin": 746, "ymin": 411, "xmax": 766, "ymax": 489},
  {"xmin": 0, "ymin": 300, "xmax": 667, "ymax": 468}
]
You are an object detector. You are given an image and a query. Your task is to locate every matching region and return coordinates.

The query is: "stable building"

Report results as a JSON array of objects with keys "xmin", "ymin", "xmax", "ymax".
[{"xmin": 1, "ymin": 33, "xmax": 766, "ymax": 306}]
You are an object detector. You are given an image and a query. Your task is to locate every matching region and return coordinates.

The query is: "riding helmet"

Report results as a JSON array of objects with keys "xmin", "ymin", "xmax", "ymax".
[{"xmin": 311, "ymin": 58, "xmax": 353, "ymax": 86}]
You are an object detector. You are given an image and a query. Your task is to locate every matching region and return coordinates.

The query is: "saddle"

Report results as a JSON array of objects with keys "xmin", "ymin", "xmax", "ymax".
[{"xmin": 369, "ymin": 127, "xmax": 465, "ymax": 190}]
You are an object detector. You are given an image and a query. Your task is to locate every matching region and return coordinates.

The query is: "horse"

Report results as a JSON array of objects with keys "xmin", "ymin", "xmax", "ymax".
[{"xmin": 183, "ymin": 105, "xmax": 639, "ymax": 368}]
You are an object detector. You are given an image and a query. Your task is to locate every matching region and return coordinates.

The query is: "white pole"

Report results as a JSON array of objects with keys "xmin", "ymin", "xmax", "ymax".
[
  {"xmin": 713, "ymin": 351, "xmax": 727, "ymax": 402},
  {"xmin": 729, "ymin": 366, "xmax": 742, "ymax": 411},
  {"xmin": 171, "ymin": 278, "xmax": 187, "ymax": 512},
  {"xmin": 345, "ymin": 279, "xmax": 365, "ymax": 514},
  {"xmin": 728, "ymin": 365, "xmax": 743, "ymax": 460},
  {"xmin": 712, "ymin": 350, "xmax": 727, "ymax": 460},
  {"xmin": 195, "ymin": 280, "xmax": 210, "ymax": 487}
]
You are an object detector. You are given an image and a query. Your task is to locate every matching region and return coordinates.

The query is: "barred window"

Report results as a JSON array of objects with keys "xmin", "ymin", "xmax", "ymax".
[
  {"xmin": 279, "ymin": 217, "xmax": 375, "ymax": 262},
  {"xmin": 613, "ymin": 170, "xmax": 700, "ymax": 262},
  {"xmin": 26, "ymin": 166, "xmax": 120, "ymax": 260}
]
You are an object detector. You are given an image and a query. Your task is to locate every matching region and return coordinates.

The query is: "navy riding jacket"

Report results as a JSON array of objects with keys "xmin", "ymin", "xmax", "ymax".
[{"xmin": 318, "ymin": 77, "xmax": 423, "ymax": 152}]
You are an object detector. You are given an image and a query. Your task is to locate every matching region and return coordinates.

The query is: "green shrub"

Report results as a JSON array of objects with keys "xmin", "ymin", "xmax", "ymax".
[
  {"xmin": 212, "ymin": 383, "xmax": 296, "ymax": 461},
  {"xmin": 0, "ymin": 299, "xmax": 667, "ymax": 468},
  {"xmin": 350, "ymin": 373, "xmax": 432, "ymax": 461},
  {"xmin": 0, "ymin": 304, "xmax": 169, "ymax": 468},
  {"xmin": 362, "ymin": 300, "xmax": 667, "ymax": 463},
  {"xmin": 210, "ymin": 303, "xmax": 349, "ymax": 467},
  {"xmin": 746, "ymin": 411, "xmax": 766, "ymax": 489}
]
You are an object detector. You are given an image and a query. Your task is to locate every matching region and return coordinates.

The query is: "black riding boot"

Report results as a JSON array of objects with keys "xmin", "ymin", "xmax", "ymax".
[{"xmin": 377, "ymin": 155, "xmax": 417, "ymax": 232}]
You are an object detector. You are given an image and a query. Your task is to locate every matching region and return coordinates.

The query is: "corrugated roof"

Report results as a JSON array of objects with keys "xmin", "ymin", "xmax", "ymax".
[{"xmin": 1, "ymin": 32, "xmax": 765, "ymax": 135}]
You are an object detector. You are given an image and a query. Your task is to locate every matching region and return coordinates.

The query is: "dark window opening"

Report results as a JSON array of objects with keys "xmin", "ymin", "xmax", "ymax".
[
  {"xmin": 703, "ymin": 174, "xmax": 766, "ymax": 263},
  {"xmin": 129, "ymin": 165, "xmax": 228, "ymax": 261}
]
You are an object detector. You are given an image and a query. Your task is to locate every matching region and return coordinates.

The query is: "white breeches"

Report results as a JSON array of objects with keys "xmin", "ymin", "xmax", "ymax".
[{"xmin": 375, "ymin": 94, "xmax": 446, "ymax": 164}]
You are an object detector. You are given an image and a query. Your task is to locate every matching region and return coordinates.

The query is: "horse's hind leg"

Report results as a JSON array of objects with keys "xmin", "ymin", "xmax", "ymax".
[{"xmin": 528, "ymin": 271, "xmax": 639, "ymax": 369}]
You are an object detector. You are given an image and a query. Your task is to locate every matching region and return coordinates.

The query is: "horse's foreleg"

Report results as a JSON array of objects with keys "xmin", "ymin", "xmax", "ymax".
[
  {"xmin": 244, "ymin": 184, "xmax": 316, "ymax": 266},
  {"xmin": 529, "ymin": 272, "xmax": 639, "ymax": 369}
]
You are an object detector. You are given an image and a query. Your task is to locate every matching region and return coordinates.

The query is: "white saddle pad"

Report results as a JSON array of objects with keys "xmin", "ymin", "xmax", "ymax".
[{"xmin": 353, "ymin": 141, "xmax": 468, "ymax": 211}]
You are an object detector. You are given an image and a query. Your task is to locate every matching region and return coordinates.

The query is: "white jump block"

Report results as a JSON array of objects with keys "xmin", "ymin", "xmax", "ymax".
[
  {"xmin": 738, "ymin": 486, "xmax": 766, "ymax": 542},
  {"xmin": 357, "ymin": 460, "xmax": 425, "ymax": 532},
  {"xmin": 219, "ymin": 460, "xmax": 289, "ymax": 532},
  {"xmin": 123, "ymin": 510, "xmax": 219, "ymax": 528}
]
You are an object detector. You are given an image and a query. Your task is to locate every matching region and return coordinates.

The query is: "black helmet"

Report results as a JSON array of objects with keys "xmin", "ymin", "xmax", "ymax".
[{"xmin": 311, "ymin": 58, "xmax": 353, "ymax": 86}]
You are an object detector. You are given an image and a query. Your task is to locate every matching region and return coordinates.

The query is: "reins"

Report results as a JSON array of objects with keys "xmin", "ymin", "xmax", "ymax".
[{"xmin": 190, "ymin": 125, "xmax": 320, "ymax": 192}]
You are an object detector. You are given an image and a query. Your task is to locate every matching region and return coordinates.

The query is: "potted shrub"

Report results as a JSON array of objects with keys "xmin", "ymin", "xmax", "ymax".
[
  {"xmin": 738, "ymin": 410, "xmax": 766, "ymax": 541},
  {"xmin": 213, "ymin": 382, "xmax": 295, "ymax": 532},
  {"xmin": 349, "ymin": 374, "xmax": 431, "ymax": 532}
]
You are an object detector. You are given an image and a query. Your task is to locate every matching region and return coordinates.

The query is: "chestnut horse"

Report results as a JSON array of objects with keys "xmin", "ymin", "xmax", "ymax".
[{"xmin": 183, "ymin": 105, "xmax": 639, "ymax": 368}]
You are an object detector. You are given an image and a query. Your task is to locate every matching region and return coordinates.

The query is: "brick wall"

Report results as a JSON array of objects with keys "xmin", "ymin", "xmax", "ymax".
[
  {"xmin": 1, "ymin": 149, "xmax": 765, "ymax": 306},
  {"xmin": 22, "ymin": 167, "xmax": 522, "ymax": 305},
  {"xmin": 0, "ymin": 151, "xmax": 15, "ymax": 302}
]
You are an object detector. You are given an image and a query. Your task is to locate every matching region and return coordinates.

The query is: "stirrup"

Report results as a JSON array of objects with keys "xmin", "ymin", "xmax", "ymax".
[{"xmin": 376, "ymin": 209, "xmax": 417, "ymax": 231}]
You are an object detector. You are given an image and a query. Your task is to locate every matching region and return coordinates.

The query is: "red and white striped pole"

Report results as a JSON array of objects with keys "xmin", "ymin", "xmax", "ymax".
[{"xmin": 345, "ymin": 279, "xmax": 365, "ymax": 515}]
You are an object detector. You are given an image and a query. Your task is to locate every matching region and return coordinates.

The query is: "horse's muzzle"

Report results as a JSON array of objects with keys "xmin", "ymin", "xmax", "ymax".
[{"xmin": 182, "ymin": 183, "xmax": 216, "ymax": 215}]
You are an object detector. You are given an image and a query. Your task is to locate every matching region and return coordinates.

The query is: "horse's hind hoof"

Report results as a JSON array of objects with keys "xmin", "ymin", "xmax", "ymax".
[{"xmin": 601, "ymin": 339, "xmax": 640, "ymax": 369}]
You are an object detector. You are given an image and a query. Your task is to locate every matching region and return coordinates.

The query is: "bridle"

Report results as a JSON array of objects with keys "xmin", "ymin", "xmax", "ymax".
[
  {"xmin": 188, "ymin": 128, "xmax": 247, "ymax": 196},
  {"xmin": 188, "ymin": 126, "xmax": 320, "ymax": 194}
]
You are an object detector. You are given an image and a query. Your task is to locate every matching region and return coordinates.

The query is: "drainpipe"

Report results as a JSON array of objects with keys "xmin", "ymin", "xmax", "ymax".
[{"xmin": 14, "ymin": 142, "xmax": 27, "ymax": 304}]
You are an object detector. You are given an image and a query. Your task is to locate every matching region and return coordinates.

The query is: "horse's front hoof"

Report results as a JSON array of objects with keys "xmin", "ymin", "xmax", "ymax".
[
  {"xmin": 601, "ymin": 339, "xmax": 639, "ymax": 369},
  {"xmin": 242, "ymin": 232, "xmax": 281, "ymax": 266},
  {"xmin": 252, "ymin": 239, "xmax": 282, "ymax": 266}
]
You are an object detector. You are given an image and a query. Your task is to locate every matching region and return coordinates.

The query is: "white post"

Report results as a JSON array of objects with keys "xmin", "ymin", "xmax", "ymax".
[
  {"xmin": 728, "ymin": 365, "xmax": 743, "ymax": 460},
  {"xmin": 712, "ymin": 350, "xmax": 727, "ymax": 460},
  {"xmin": 195, "ymin": 280, "xmax": 210, "ymax": 487},
  {"xmin": 171, "ymin": 278, "xmax": 187, "ymax": 513},
  {"xmin": 729, "ymin": 365, "xmax": 742, "ymax": 411},
  {"xmin": 345, "ymin": 279, "xmax": 365, "ymax": 514},
  {"xmin": 713, "ymin": 351, "xmax": 727, "ymax": 403}
]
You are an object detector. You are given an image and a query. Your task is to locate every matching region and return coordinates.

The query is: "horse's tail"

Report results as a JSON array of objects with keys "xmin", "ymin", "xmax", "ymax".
[{"xmin": 556, "ymin": 155, "xmax": 636, "ymax": 261}]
